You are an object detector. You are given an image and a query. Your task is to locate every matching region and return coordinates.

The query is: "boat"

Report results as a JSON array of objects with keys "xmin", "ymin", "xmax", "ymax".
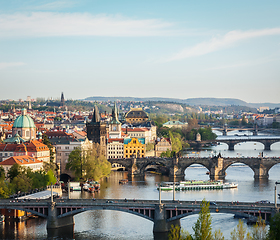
[
  {"xmin": 88, "ymin": 181, "xmax": 100, "ymax": 192},
  {"xmin": 119, "ymin": 179, "xmax": 128, "ymax": 184},
  {"xmin": 158, "ymin": 180, "xmax": 238, "ymax": 191},
  {"xmin": 69, "ymin": 182, "xmax": 81, "ymax": 191},
  {"xmin": 83, "ymin": 183, "xmax": 90, "ymax": 191},
  {"xmin": 0, "ymin": 215, "xmax": 4, "ymax": 223}
]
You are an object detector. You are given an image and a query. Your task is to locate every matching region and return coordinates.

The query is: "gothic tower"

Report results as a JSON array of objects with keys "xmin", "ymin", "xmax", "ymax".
[
  {"xmin": 61, "ymin": 92, "xmax": 65, "ymax": 107},
  {"xmin": 86, "ymin": 105, "xmax": 107, "ymax": 156},
  {"xmin": 108, "ymin": 102, "xmax": 121, "ymax": 138}
]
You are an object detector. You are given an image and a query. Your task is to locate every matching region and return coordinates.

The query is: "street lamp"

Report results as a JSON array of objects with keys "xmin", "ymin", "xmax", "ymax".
[{"xmin": 275, "ymin": 181, "xmax": 280, "ymax": 209}]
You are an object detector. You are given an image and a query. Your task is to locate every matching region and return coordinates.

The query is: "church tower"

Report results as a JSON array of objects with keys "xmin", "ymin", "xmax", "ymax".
[
  {"xmin": 86, "ymin": 105, "xmax": 107, "ymax": 156},
  {"xmin": 61, "ymin": 92, "xmax": 65, "ymax": 107},
  {"xmin": 109, "ymin": 102, "xmax": 121, "ymax": 139}
]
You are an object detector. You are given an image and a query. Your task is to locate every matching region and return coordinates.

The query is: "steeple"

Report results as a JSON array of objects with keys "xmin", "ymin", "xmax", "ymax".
[
  {"xmin": 91, "ymin": 105, "xmax": 100, "ymax": 123},
  {"xmin": 110, "ymin": 102, "xmax": 120, "ymax": 124},
  {"xmin": 61, "ymin": 92, "xmax": 65, "ymax": 107}
]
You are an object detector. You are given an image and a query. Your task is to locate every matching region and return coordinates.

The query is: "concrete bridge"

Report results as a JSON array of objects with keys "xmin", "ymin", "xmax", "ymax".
[
  {"xmin": 216, "ymin": 135, "xmax": 280, "ymax": 150},
  {"xmin": 108, "ymin": 156, "xmax": 280, "ymax": 179},
  {"xmin": 0, "ymin": 198, "xmax": 278, "ymax": 234}
]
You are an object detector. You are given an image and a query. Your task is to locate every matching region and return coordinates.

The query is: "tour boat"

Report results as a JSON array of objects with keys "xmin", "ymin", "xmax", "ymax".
[{"xmin": 157, "ymin": 180, "xmax": 238, "ymax": 191}]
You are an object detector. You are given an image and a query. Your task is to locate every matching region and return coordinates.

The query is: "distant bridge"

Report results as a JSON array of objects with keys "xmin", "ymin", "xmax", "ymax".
[
  {"xmin": 108, "ymin": 156, "xmax": 280, "ymax": 179},
  {"xmin": 0, "ymin": 198, "xmax": 278, "ymax": 234},
  {"xmin": 216, "ymin": 135, "xmax": 280, "ymax": 150}
]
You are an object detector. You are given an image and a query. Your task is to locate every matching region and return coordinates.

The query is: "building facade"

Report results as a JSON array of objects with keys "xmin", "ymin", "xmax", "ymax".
[{"xmin": 124, "ymin": 138, "xmax": 145, "ymax": 158}]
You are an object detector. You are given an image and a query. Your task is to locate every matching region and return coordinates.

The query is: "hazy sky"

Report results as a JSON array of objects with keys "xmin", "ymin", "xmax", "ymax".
[{"xmin": 1, "ymin": 0, "xmax": 280, "ymax": 103}]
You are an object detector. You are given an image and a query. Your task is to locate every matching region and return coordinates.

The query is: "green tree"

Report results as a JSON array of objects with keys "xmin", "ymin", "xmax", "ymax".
[
  {"xmin": 0, "ymin": 180, "xmax": 12, "ymax": 198},
  {"xmin": 193, "ymin": 200, "xmax": 213, "ymax": 240},
  {"xmin": 0, "ymin": 166, "xmax": 5, "ymax": 181},
  {"xmin": 46, "ymin": 170, "xmax": 57, "ymax": 185},
  {"xmin": 169, "ymin": 131, "xmax": 182, "ymax": 153},
  {"xmin": 230, "ymin": 219, "xmax": 251, "ymax": 240},
  {"xmin": 7, "ymin": 164, "xmax": 24, "ymax": 181},
  {"xmin": 66, "ymin": 144, "xmax": 111, "ymax": 181},
  {"xmin": 11, "ymin": 173, "xmax": 32, "ymax": 193},
  {"xmin": 268, "ymin": 212, "xmax": 280, "ymax": 240},
  {"xmin": 146, "ymin": 142, "xmax": 155, "ymax": 152}
]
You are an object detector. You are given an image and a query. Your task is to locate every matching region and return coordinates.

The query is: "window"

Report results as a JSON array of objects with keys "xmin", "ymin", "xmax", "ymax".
[{"xmin": 65, "ymin": 147, "xmax": 69, "ymax": 150}]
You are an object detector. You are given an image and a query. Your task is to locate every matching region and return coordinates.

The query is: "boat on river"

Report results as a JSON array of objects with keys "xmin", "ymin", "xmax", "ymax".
[
  {"xmin": 0, "ymin": 214, "xmax": 5, "ymax": 223},
  {"xmin": 88, "ymin": 181, "xmax": 100, "ymax": 192},
  {"xmin": 158, "ymin": 180, "xmax": 238, "ymax": 191}
]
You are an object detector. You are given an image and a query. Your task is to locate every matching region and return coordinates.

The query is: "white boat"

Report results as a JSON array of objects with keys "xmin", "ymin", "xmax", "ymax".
[
  {"xmin": 158, "ymin": 180, "xmax": 238, "ymax": 191},
  {"xmin": 69, "ymin": 182, "xmax": 81, "ymax": 191},
  {"xmin": 0, "ymin": 214, "xmax": 5, "ymax": 223},
  {"xmin": 83, "ymin": 183, "xmax": 90, "ymax": 191}
]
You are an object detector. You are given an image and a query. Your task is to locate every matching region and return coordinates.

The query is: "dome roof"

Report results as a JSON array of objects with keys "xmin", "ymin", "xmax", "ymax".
[
  {"xmin": 13, "ymin": 109, "xmax": 36, "ymax": 129},
  {"xmin": 125, "ymin": 108, "xmax": 149, "ymax": 119}
]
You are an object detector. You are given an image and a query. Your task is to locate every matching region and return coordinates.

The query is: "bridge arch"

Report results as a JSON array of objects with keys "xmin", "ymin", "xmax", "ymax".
[
  {"xmin": 182, "ymin": 162, "xmax": 211, "ymax": 177},
  {"xmin": 4, "ymin": 206, "xmax": 47, "ymax": 218},
  {"xmin": 223, "ymin": 161, "xmax": 255, "ymax": 176},
  {"xmin": 139, "ymin": 160, "xmax": 169, "ymax": 175},
  {"xmin": 56, "ymin": 206, "xmax": 154, "ymax": 222},
  {"xmin": 167, "ymin": 209, "xmax": 267, "ymax": 224}
]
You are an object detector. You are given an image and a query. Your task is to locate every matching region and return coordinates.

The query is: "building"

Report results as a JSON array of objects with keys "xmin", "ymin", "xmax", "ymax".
[
  {"xmin": 154, "ymin": 137, "xmax": 172, "ymax": 157},
  {"xmin": 0, "ymin": 139, "xmax": 50, "ymax": 163},
  {"xmin": 125, "ymin": 108, "xmax": 149, "ymax": 124},
  {"xmin": 9, "ymin": 108, "xmax": 36, "ymax": 141},
  {"xmin": 86, "ymin": 106, "xmax": 107, "ymax": 156},
  {"xmin": 162, "ymin": 120, "xmax": 188, "ymax": 129},
  {"xmin": 0, "ymin": 155, "xmax": 43, "ymax": 176},
  {"xmin": 107, "ymin": 138, "xmax": 124, "ymax": 159},
  {"xmin": 61, "ymin": 92, "xmax": 65, "ymax": 107},
  {"xmin": 108, "ymin": 103, "xmax": 122, "ymax": 139},
  {"xmin": 124, "ymin": 138, "xmax": 145, "ymax": 158}
]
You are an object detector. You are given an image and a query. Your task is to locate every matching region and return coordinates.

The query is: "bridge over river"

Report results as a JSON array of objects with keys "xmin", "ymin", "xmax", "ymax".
[
  {"xmin": 1, "ymin": 198, "xmax": 279, "ymax": 234},
  {"xmin": 216, "ymin": 135, "xmax": 280, "ymax": 150},
  {"xmin": 108, "ymin": 156, "xmax": 280, "ymax": 180}
]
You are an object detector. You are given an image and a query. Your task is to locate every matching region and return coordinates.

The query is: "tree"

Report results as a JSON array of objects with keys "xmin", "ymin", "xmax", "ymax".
[
  {"xmin": 11, "ymin": 173, "xmax": 32, "ymax": 193},
  {"xmin": 46, "ymin": 170, "xmax": 57, "ymax": 185},
  {"xmin": 251, "ymin": 217, "xmax": 268, "ymax": 240},
  {"xmin": 230, "ymin": 219, "xmax": 251, "ymax": 240},
  {"xmin": 0, "ymin": 166, "xmax": 5, "ymax": 181},
  {"xmin": 7, "ymin": 164, "xmax": 24, "ymax": 181},
  {"xmin": 193, "ymin": 200, "xmax": 213, "ymax": 240},
  {"xmin": 66, "ymin": 144, "xmax": 111, "ymax": 181},
  {"xmin": 268, "ymin": 212, "xmax": 280, "ymax": 240}
]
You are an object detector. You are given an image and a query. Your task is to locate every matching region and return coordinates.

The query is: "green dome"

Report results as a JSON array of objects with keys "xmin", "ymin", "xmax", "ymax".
[{"xmin": 13, "ymin": 109, "xmax": 36, "ymax": 129}]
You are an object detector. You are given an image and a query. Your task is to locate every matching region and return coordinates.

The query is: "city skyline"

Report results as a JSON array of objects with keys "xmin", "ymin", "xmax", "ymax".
[{"xmin": 0, "ymin": 0, "xmax": 280, "ymax": 103}]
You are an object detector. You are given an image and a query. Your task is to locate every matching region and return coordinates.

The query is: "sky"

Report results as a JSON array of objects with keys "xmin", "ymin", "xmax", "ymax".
[{"xmin": 0, "ymin": 0, "xmax": 280, "ymax": 103}]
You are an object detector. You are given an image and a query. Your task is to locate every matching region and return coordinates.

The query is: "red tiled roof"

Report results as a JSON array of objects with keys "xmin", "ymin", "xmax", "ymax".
[
  {"xmin": 0, "ymin": 155, "xmax": 42, "ymax": 165},
  {"xmin": 108, "ymin": 138, "xmax": 124, "ymax": 143}
]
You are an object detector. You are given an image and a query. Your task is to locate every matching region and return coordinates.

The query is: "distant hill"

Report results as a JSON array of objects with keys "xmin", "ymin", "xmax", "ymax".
[{"xmin": 83, "ymin": 96, "xmax": 280, "ymax": 108}]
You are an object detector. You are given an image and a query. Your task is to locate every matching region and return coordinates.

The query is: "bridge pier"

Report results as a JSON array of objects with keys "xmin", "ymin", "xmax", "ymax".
[
  {"xmin": 253, "ymin": 166, "xmax": 269, "ymax": 179},
  {"xmin": 209, "ymin": 156, "xmax": 226, "ymax": 180},
  {"xmin": 153, "ymin": 204, "xmax": 180, "ymax": 233},
  {"xmin": 46, "ymin": 202, "xmax": 75, "ymax": 229},
  {"xmin": 264, "ymin": 142, "xmax": 271, "ymax": 151},
  {"xmin": 228, "ymin": 142, "xmax": 235, "ymax": 151}
]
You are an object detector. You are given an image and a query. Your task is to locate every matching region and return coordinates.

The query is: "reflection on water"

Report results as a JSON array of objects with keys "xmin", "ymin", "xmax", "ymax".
[{"xmin": 0, "ymin": 136, "xmax": 279, "ymax": 239}]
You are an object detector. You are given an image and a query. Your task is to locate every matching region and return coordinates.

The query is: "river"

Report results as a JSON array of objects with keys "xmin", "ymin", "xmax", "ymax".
[{"xmin": 1, "ymin": 130, "xmax": 280, "ymax": 239}]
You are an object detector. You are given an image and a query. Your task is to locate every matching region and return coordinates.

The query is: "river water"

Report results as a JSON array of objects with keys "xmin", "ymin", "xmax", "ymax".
[{"xmin": 1, "ymin": 130, "xmax": 280, "ymax": 239}]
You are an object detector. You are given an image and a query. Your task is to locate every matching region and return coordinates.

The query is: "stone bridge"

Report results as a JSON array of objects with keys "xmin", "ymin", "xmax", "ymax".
[
  {"xmin": 108, "ymin": 156, "xmax": 280, "ymax": 179},
  {"xmin": 0, "ymin": 199, "xmax": 278, "ymax": 234},
  {"xmin": 216, "ymin": 135, "xmax": 280, "ymax": 150}
]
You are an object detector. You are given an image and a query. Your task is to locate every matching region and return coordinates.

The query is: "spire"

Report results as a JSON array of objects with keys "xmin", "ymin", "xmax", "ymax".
[
  {"xmin": 61, "ymin": 92, "xmax": 65, "ymax": 106},
  {"xmin": 110, "ymin": 102, "xmax": 120, "ymax": 124},
  {"xmin": 91, "ymin": 105, "xmax": 100, "ymax": 123}
]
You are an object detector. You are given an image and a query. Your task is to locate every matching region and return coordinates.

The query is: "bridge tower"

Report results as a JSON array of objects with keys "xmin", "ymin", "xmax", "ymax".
[{"xmin": 209, "ymin": 155, "xmax": 226, "ymax": 180}]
